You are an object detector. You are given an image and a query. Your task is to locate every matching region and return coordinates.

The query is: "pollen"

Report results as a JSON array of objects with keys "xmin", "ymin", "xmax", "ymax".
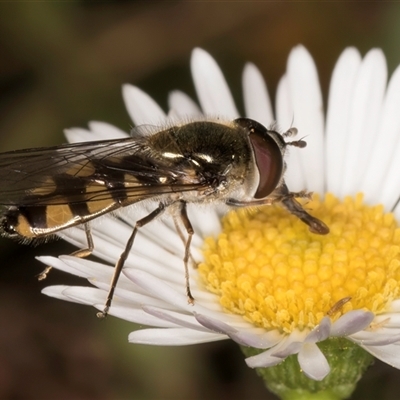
[{"xmin": 198, "ymin": 193, "xmax": 400, "ymax": 333}]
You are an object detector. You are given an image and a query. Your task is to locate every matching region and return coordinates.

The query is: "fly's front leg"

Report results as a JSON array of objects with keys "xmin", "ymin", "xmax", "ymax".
[
  {"xmin": 227, "ymin": 184, "xmax": 329, "ymax": 235},
  {"xmin": 277, "ymin": 184, "xmax": 329, "ymax": 235},
  {"xmin": 97, "ymin": 203, "xmax": 166, "ymax": 319},
  {"xmin": 178, "ymin": 200, "xmax": 195, "ymax": 304},
  {"xmin": 38, "ymin": 223, "xmax": 94, "ymax": 281}
]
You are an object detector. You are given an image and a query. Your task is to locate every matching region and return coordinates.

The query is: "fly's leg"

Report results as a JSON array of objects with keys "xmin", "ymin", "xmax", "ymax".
[
  {"xmin": 38, "ymin": 223, "xmax": 93, "ymax": 281},
  {"xmin": 177, "ymin": 200, "xmax": 195, "ymax": 304},
  {"xmin": 173, "ymin": 217, "xmax": 197, "ymax": 268},
  {"xmin": 97, "ymin": 203, "xmax": 166, "ymax": 319},
  {"xmin": 69, "ymin": 223, "xmax": 95, "ymax": 258},
  {"xmin": 278, "ymin": 184, "xmax": 329, "ymax": 235},
  {"xmin": 227, "ymin": 184, "xmax": 329, "ymax": 235}
]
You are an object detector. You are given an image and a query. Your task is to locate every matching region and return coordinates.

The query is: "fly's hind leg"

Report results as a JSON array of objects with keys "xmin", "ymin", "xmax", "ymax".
[
  {"xmin": 38, "ymin": 223, "xmax": 94, "ymax": 281},
  {"xmin": 69, "ymin": 223, "xmax": 94, "ymax": 258},
  {"xmin": 177, "ymin": 200, "xmax": 195, "ymax": 305},
  {"xmin": 97, "ymin": 203, "xmax": 166, "ymax": 319}
]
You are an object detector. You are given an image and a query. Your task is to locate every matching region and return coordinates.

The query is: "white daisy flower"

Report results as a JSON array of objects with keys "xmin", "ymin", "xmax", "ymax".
[{"xmin": 41, "ymin": 47, "xmax": 400, "ymax": 397}]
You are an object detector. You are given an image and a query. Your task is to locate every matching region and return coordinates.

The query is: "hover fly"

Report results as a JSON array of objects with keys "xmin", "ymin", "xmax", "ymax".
[{"xmin": 0, "ymin": 118, "xmax": 329, "ymax": 317}]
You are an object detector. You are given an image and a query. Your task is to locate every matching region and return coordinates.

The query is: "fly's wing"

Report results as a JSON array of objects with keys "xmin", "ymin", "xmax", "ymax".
[{"xmin": 0, "ymin": 137, "xmax": 207, "ymax": 207}]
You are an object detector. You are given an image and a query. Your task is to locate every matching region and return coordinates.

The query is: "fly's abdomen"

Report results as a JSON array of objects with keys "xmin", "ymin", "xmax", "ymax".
[
  {"xmin": 1, "ymin": 204, "xmax": 79, "ymax": 239},
  {"xmin": 0, "ymin": 198, "xmax": 118, "ymax": 240}
]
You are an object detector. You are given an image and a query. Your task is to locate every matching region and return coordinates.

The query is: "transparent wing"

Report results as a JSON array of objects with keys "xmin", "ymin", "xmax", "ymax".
[{"xmin": 0, "ymin": 137, "xmax": 205, "ymax": 206}]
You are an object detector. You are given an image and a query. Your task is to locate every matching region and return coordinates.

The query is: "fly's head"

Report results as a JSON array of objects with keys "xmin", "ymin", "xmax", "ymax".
[{"xmin": 231, "ymin": 118, "xmax": 329, "ymax": 235}]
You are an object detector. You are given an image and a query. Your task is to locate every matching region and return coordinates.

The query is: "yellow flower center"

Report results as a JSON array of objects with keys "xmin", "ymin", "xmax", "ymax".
[{"xmin": 198, "ymin": 193, "xmax": 400, "ymax": 333}]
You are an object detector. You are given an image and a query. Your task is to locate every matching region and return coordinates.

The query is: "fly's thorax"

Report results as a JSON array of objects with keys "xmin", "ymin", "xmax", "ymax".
[
  {"xmin": 146, "ymin": 120, "xmax": 255, "ymax": 196},
  {"xmin": 145, "ymin": 119, "xmax": 288, "ymax": 203}
]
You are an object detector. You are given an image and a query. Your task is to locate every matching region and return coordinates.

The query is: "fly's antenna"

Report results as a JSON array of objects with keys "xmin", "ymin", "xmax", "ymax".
[{"xmin": 282, "ymin": 126, "xmax": 307, "ymax": 148}]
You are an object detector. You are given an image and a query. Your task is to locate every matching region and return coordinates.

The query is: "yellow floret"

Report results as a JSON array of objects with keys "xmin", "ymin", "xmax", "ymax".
[{"xmin": 198, "ymin": 193, "xmax": 400, "ymax": 333}]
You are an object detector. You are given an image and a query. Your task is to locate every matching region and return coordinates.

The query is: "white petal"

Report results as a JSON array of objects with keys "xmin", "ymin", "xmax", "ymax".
[
  {"xmin": 271, "ymin": 330, "xmax": 308, "ymax": 358},
  {"xmin": 330, "ymin": 310, "xmax": 375, "ymax": 336},
  {"xmin": 41, "ymin": 256, "xmax": 144, "ymax": 298},
  {"xmin": 349, "ymin": 326, "xmax": 400, "ymax": 340},
  {"xmin": 285, "ymin": 45, "xmax": 325, "ymax": 194},
  {"xmin": 64, "ymin": 128, "xmax": 95, "ymax": 143},
  {"xmin": 350, "ymin": 331, "xmax": 400, "ymax": 346},
  {"xmin": 185, "ymin": 205, "xmax": 222, "ymax": 239},
  {"xmin": 194, "ymin": 312, "xmax": 236, "ymax": 334},
  {"xmin": 194, "ymin": 312, "xmax": 279, "ymax": 348},
  {"xmin": 272, "ymin": 341, "xmax": 303, "ymax": 358},
  {"xmin": 143, "ymin": 306, "xmax": 210, "ymax": 332},
  {"xmin": 232, "ymin": 330, "xmax": 282, "ymax": 350},
  {"xmin": 276, "ymin": 75, "xmax": 305, "ymax": 191},
  {"xmin": 123, "ymin": 271, "xmax": 258, "ymax": 329},
  {"xmin": 37, "ymin": 255, "xmax": 110, "ymax": 281},
  {"xmin": 168, "ymin": 90, "xmax": 202, "ymax": 118},
  {"xmin": 325, "ymin": 47, "xmax": 361, "ymax": 194},
  {"xmin": 242, "ymin": 62, "xmax": 274, "ymax": 126},
  {"xmin": 55, "ymin": 286, "xmax": 173, "ymax": 324},
  {"xmin": 191, "ymin": 48, "xmax": 239, "ymax": 118},
  {"xmin": 245, "ymin": 350, "xmax": 283, "ymax": 368},
  {"xmin": 370, "ymin": 64, "xmax": 400, "ymax": 210},
  {"xmin": 305, "ymin": 317, "xmax": 331, "ymax": 343},
  {"xmin": 42, "ymin": 285, "xmax": 84, "ymax": 304},
  {"xmin": 276, "ymin": 75, "xmax": 294, "ymax": 129},
  {"xmin": 339, "ymin": 49, "xmax": 387, "ymax": 197},
  {"xmin": 298, "ymin": 342, "xmax": 330, "ymax": 381},
  {"xmin": 88, "ymin": 121, "xmax": 128, "ymax": 139},
  {"xmin": 108, "ymin": 304, "xmax": 179, "ymax": 327},
  {"xmin": 392, "ymin": 197, "xmax": 400, "ymax": 222},
  {"xmin": 245, "ymin": 334, "xmax": 303, "ymax": 367},
  {"xmin": 122, "ymin": 84, "xmax": 166, "ymax": 126},
  {"xmin": 389, "ymin": 299, "xmax": 400, "ymax": 311},
  {"xmin": 112, "ymin": 203, "xmax": 205, "ymax": 252},
  {"xmin": 128, "ymin": 327, "xmax": 225, "ymax": 345},
  {"xmin": 360, "ymin": 343, "xmax": 400, "ymax": 369},
  {"xmin": 53, "ymin": 285, "xmax": 107, "ymax": 306},
  {"xmin": 124, "ymin": 268, "xmax": 198, "ymax": 312},
  {"xmin": 373, "ymin": 313, "xmax": 400, "ymax": 328},
  {"xmin": 62, "ymin": 223, "xmax": 191, "ymax": 281},
  {"xmin": 96, "ymin": 281, "xmax": 169, "ymax": 307}
]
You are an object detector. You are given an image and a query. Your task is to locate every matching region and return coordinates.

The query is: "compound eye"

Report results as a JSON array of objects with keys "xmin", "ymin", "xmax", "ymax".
[{"xmin": 248, "ymin": 128, "xmax": 283, "ymax": 199}]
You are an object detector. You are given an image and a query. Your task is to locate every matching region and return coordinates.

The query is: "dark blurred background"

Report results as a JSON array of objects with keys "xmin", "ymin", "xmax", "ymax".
[{"xmin": 0, "ymin": 2, "xmax": 400, "ymax": 399}]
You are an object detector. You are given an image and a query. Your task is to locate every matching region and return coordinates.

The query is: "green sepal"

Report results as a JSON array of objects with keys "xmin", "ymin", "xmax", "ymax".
[{"xmin": 241, "ymin": 337, "xmax": 374, "ymax": 400}]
